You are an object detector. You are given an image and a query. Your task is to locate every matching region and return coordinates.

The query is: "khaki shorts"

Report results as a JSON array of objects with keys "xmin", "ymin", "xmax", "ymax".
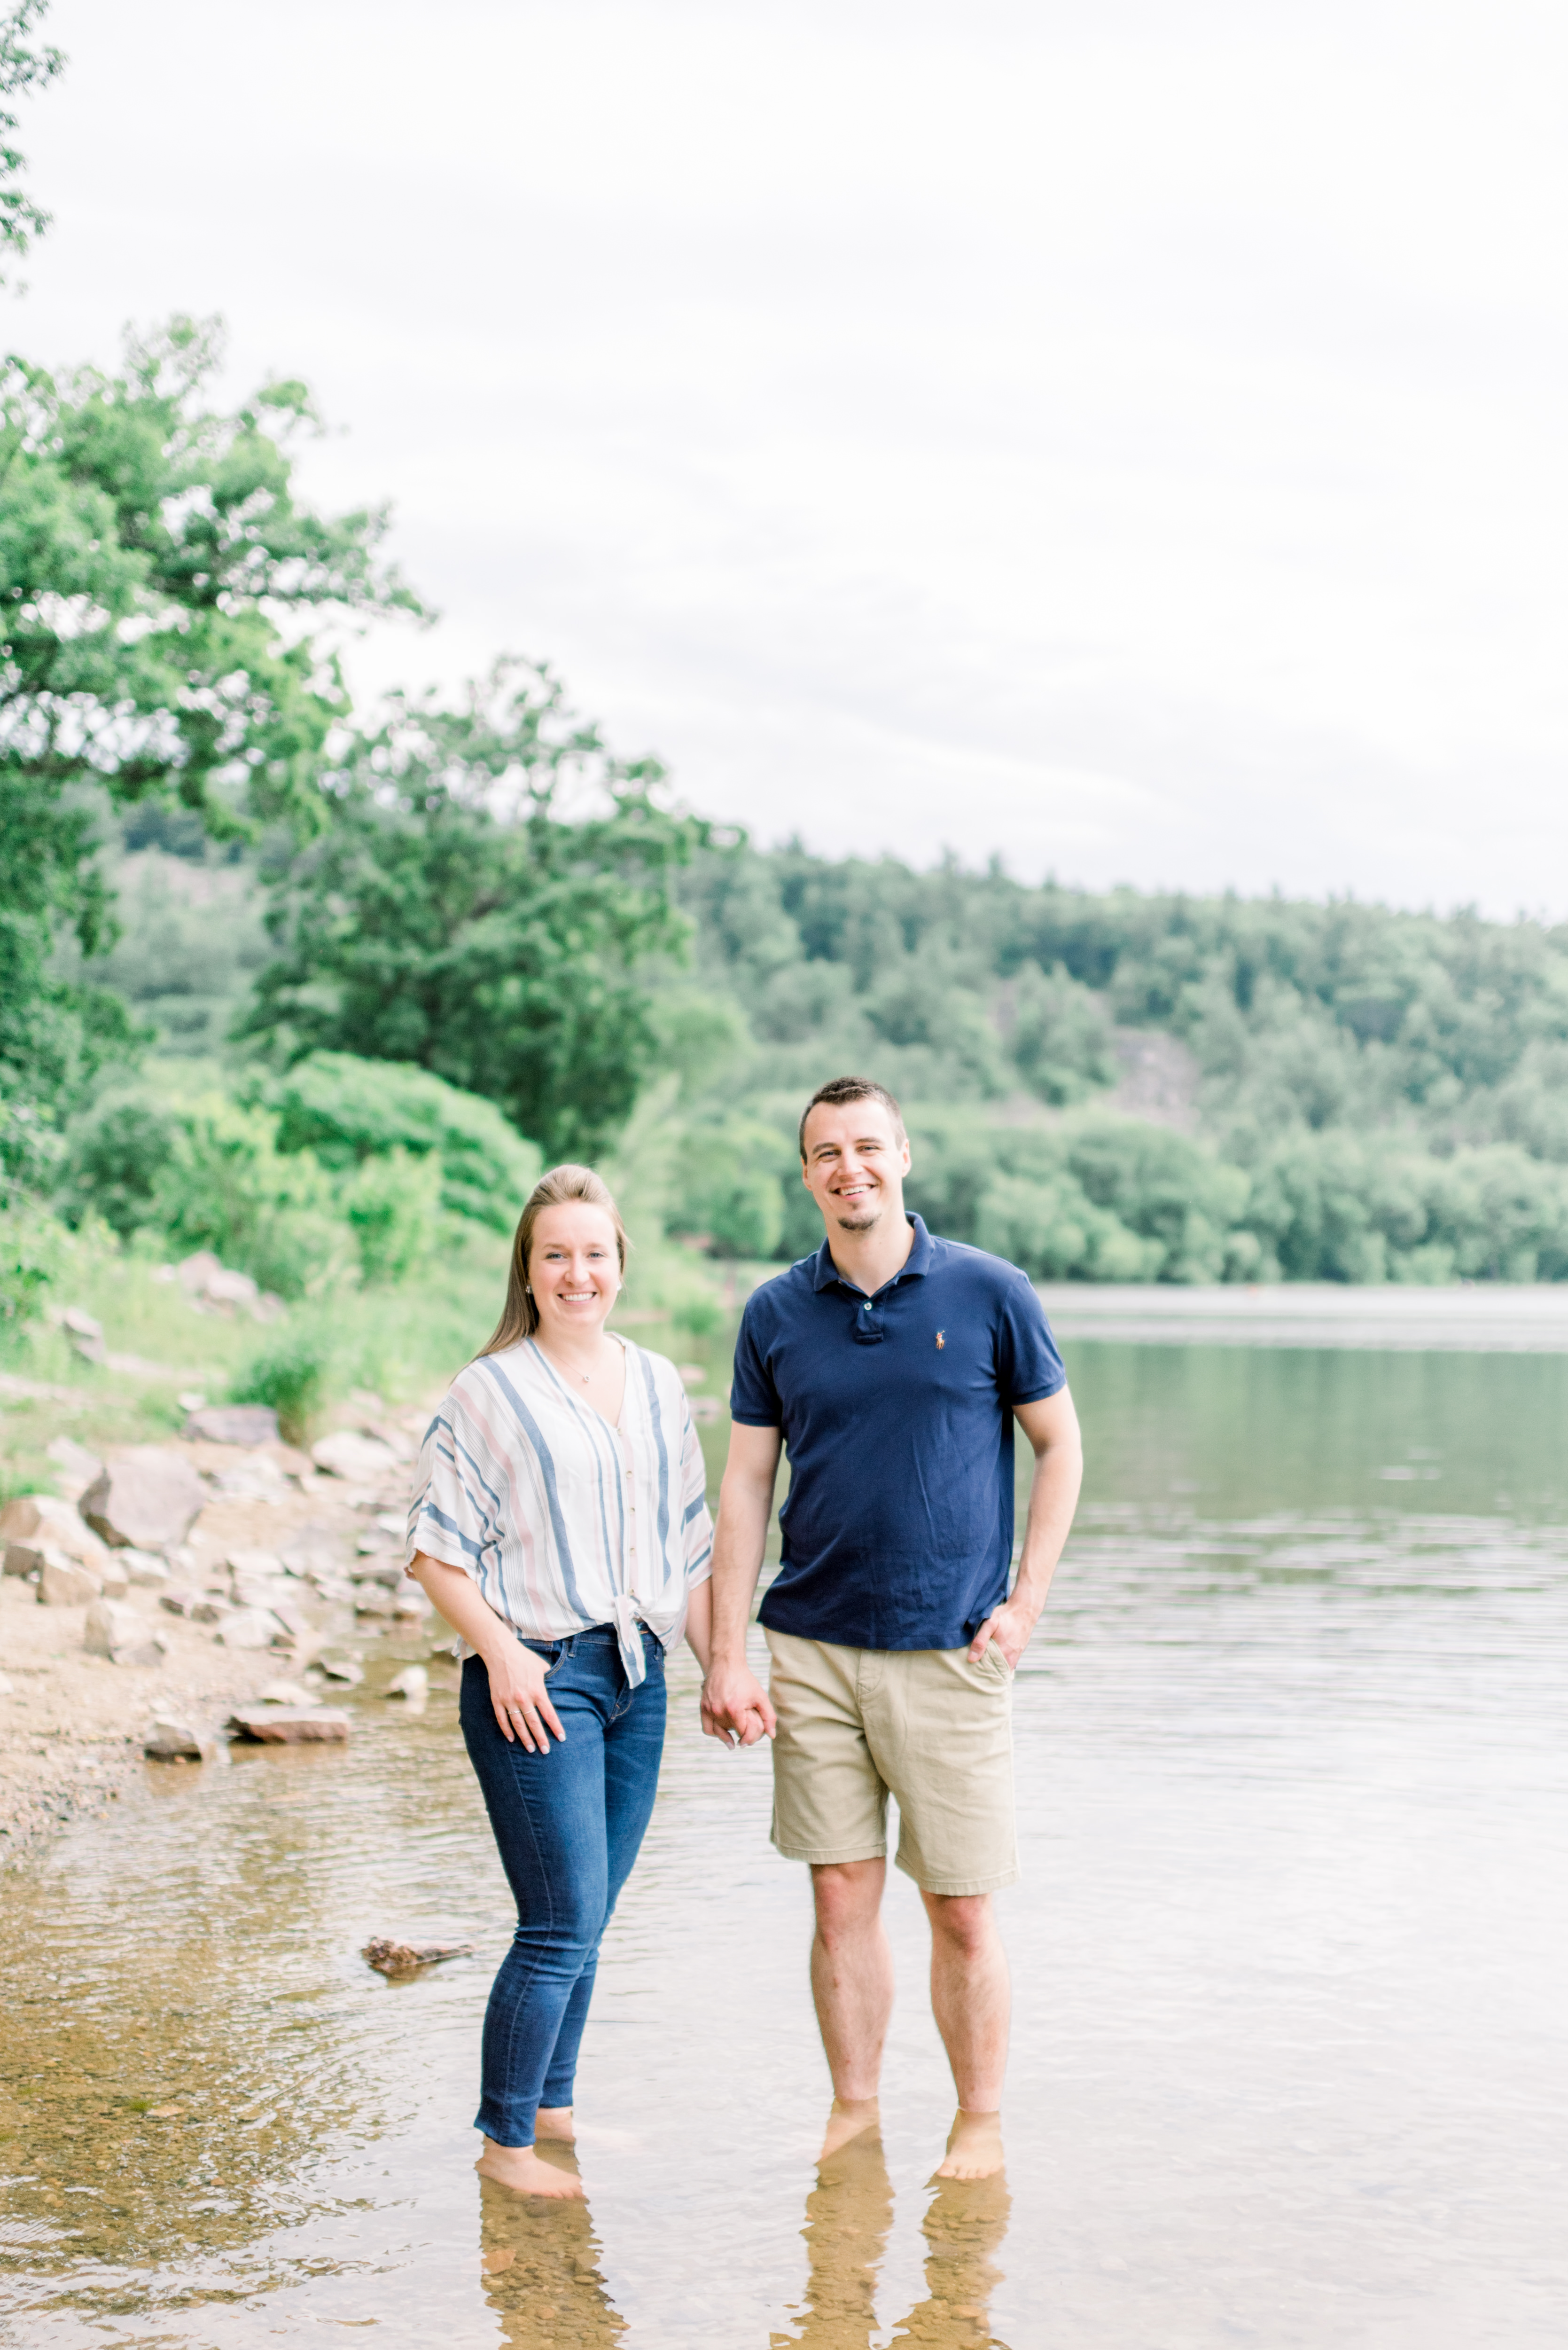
[{"xmin": 765, "ymin": 1629, "xmax": 1019, "ymax": 1897}]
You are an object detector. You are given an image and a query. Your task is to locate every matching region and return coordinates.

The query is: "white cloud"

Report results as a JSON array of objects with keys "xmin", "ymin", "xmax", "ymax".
[{"xmin": 15, "ymin": 0, "xmax": 1568, "ymax": 910}]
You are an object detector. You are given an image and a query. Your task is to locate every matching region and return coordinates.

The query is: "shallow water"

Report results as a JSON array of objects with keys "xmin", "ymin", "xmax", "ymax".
[{"xmin": 3, "ymin": 1340, "xmax": 1566, "ymax": 2348}]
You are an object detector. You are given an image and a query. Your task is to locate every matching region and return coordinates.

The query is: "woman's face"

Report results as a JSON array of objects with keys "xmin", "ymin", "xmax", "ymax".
[{"xmin": 527, "ymin": 1202, "xmax": 622, "ymax": 1341}]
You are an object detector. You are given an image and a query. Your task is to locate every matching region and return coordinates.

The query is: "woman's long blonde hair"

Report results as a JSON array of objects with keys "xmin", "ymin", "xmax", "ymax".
[{"xmin": 481, "ymin": 1164, "xmax": 630, "ymax": 1355}]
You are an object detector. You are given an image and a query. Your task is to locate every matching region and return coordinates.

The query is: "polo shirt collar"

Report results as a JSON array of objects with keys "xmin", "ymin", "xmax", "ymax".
[{"xmin": 812, "ymin": 1213, "xmax": 934, "ymax": 1294}]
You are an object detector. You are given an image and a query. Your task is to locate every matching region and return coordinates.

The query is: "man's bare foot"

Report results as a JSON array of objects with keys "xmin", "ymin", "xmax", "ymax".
[
  {"xmin": 534, "ymin": 2106, "xmax": 575, "ymax": 2141},
  {"xmin": 475, "ymin": 2137, "xmax": 585, "ymax": 2199},
  {"xmin": 934, "ymin": 2107, "xmax": 1005, "ymax": 2180},
  {"xmin": 819, "ymin": 2096, "xmax": 881, "ymax": 2161}
]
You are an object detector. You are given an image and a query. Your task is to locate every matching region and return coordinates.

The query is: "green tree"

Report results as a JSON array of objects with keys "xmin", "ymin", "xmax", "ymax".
[
  {"xmin": 0, "ymin": 316, "xmax": 421, "ymax": 1113},
  {"xmin": 242, "ymin": 661, "xmax": 710, "ymax": 1159},
  {"xmin": 0, "ymin": 0, "xmax": 62, "ymax": 284}
]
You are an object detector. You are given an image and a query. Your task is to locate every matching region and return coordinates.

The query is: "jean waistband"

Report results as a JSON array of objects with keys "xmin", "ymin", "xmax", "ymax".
[{"xmin": 512, "ymin": 1621, "xmax": 660, "ymax": 1653}]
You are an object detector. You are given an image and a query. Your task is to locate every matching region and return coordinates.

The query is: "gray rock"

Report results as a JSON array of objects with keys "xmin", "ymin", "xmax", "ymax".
[
  {"xmin": 214, "ymin": 1608, "xmax": 281, "ymax": 1651},
  {"xmin": 385, "ymin": 1665, "xmax": 429, "ymax": 1705},
  {"xmin": 177, "ymin": 1253, "xmax": 269, "ymax": 1318},
  {"xmin": 0, "ymin": 1493, "xmax": 109, "ymax": 1568},
  {"xmin": 0, "ymin": 1671, "xmax": 14, "ymax": 1696},
  {"xmin": 226, "ymin": 1706, "xmax": 351, "ymax": 1744},
  {"xmin": 37, "ymin": 1551, "xmax": 105, "ymax": 1606},
  {"xmin": 84, "ymin": 1598, "xmax": 169, "ymax": 1667},
  {"xmin": 184, "ymin": 1404, "xmax": 281, "ymax": 1447},
  {"xmin": 190, "ymin": 1596, "xmax": 232, "ymax": 1624},
  {"xmin": 62, "ymin": 1305, "xmax": 106, "ymax": 1362},
  {"xmin": 144, "ymin": 1716, "xmax": 216, "ymax": 1762},
  {"xmin": 45, "ymin": 1435, "xmax": 103, "ymax": 1495},
  {"xmin": 266, "ymin": 1599, "xmax": 315, "ymax": 1649},
  {"xmin": 82, "ymin": 1450, "xmax": 206, "ymax": 1551},
  {"xmin": 362, "ymin": 1935, "xmax": 472, "ymax": 1975},
  {"xmin": 351, "ymin": 1559, "xmax": 404, "ymax": 1587},
  {"xmin": 354, "ymin": 1586, "xmax": 398, "ymax": 1617},
  {"xmin": 212, "ymin": 1457, "xmax": 291, "ymax": 1503},
  {"xmin": 226, "ymin": 1547, "xmax": 285, "ymax": 1581},
  {"xmin": 119, "ymin": 1549, "xmax": 170, "ymax": 1588},
  {"xmin": 318, "ymin": 1653, "xmax": 364, "ymax": 1685},
  {"xmin": 393, "ymin": 1589, "xmax": 429, "ymax": 1621},
  {"xmin": 204, "ymin": 1264, "xmax": 261, "ymax": 1312},
  {"xmin": 257, "ymin": 1679, "xmax": 311, "ymax": 1706},
  {"xmin": 312, "ymin": 1430, "xmax": 404, "ymax": 1483},
  {"xmin": 159, "ymin": 1590, "xmax": 197, "ymax": 1616}
]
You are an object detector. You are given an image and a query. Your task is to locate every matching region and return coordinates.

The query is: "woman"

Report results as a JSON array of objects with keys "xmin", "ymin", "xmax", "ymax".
[{"xmin": 406, "ymin": 1164, "xmax": 714, "ymax": 2201}]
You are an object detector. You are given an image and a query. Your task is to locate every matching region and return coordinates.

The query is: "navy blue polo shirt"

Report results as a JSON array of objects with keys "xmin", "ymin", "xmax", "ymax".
[{"xmin": 729, "ymin": 1214, "xmax": 1066, "ymax": 1652}]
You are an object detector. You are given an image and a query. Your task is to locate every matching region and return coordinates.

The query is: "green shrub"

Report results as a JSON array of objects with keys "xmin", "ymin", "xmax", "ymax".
[
  {"xmin": 259, "ymin": 1051, "xmax": 541, "ymax": 1230},
  {"xmin": 0, "ymin": 1200, "xmax": 71, "ymax": 1337},
  {"xmin": 338, "ymin": 1147, "xmax": 443, "ymax": 1285},
  {"xmin": 56, "ymin": 1090, "xmax": 181, "ymax": 1240},
  {"xmin": 231, "ymin": 1324, "xmax": 335, "ymax": 1445},
  {"xmin": 152, "ymin": 1093, "xmax": 353, "ymax": 1300}
]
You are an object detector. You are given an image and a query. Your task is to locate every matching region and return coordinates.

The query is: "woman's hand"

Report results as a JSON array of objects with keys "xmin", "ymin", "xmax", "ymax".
[
  {"xmin": 406, "ymin": 1550, "xmax": 566, "ymax": 1751},
  {"xmin": 481, "ymin": 1636, "xmax": 566, "ymax": 1752}
]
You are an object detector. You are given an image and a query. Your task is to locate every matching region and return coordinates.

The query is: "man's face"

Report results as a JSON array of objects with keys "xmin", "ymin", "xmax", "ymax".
[{"xmin": 800, "ymin": 1099, "xmax": 911, "ymax": 1236}]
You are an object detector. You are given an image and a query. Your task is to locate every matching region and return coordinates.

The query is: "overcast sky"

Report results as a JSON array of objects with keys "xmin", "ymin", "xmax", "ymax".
[{"xmin": 12, "ymin": 0, "xmax": 1567, "ymax": 912}]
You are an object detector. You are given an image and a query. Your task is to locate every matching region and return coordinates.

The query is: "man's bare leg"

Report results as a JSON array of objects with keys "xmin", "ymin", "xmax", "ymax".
[
  {"xmin": 923, "ymin": 1890, "xmax": 1009, "ymax": 2179},
  {"xmin": 811, "ymin": 1859, "xmax": 894, "ymax": 2156}
]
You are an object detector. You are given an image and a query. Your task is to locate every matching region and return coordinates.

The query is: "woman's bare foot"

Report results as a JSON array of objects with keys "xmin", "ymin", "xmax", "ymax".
[
  {"xmin": 934, "ymin": 2107, "xmax": 1005, "ymax": 2180},
  {"xmin": 534, "ymin": 2106, "xmax": 576, "ymax": 2142},
  {"xmin": 819, "ymin": 2096, "xmax": 881, "ymax": 2161},
  {"xmin": 475, "ymin": 2137, "xmax": 585, "ymax": 2199}
]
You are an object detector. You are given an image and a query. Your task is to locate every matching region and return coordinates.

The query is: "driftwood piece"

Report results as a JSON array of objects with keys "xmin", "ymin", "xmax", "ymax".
[{"xmin": 362, "ymin": 1936, "xmax": 475, "ymax": 1977}]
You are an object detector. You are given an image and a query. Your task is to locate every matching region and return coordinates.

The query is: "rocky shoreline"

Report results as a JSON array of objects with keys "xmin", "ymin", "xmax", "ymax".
[{"xmin": 0, "ymin": 1402, "xmax": 437, "ymax": 1866}]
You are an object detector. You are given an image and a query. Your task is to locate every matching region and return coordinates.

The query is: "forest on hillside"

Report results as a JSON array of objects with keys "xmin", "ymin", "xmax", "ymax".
[{"xmin": 45, "ymin": 804, "xmax": 1568, "ymax": 1290}]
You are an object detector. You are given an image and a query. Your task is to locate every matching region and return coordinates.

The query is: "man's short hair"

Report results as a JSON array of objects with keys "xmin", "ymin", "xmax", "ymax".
[{"xmin": 798, "ymin": 1076, "xmax": 907, "ymax": 1162}]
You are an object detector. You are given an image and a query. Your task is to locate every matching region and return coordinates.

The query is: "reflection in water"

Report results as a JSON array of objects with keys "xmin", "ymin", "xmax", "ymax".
[
  {"xmin": 891, "ymin": 2174, "xmax": 1011, "ymax": 2350},
  {"xmin": 773, "ymin": 2125, "xmax": 894, "ymax": 2349},
  {"xmin": 478, "ymin": 2170, "xmax": 626, "ymax": 2349},
  {"xmin": 774, "ymin": 2125, "xmax": 1010, "ymax": 2350}
]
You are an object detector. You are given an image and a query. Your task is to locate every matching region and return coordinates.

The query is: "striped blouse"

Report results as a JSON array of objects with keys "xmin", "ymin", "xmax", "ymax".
[{"xmin": 405, "ymin": 1333, "xmax": 713, "ymax": 1688}]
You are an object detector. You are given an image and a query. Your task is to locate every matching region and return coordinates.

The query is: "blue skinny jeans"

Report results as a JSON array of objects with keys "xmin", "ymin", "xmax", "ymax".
[{"xmin": 460, "ymin": 1624, "xmax": 667, "ymax": 2148}]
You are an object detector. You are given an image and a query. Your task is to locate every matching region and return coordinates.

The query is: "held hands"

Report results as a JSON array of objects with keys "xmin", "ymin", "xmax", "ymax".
[
  {"xmin": 701, "ymin": 1659, "xmax": 777, "ymax": 1749},
  {"xmin": 485, "ymin": 1639, "xmax": 566, "ymax": 1752},
  {"xmin": 967, "ymin": 1594, "xmax": 1040, "ymax": 1671}
]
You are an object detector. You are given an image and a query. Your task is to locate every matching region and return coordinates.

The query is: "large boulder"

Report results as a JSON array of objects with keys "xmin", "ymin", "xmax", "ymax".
[
  {"xmin": 184, "ymin": 1404, "xmax": 281, "ymax": 1447},
  {"xmin": 82, "ymin": 1450, "xmax": 206, "ymax": 1551},
  {"xmin": 0, "ymin": 1494, "xmax": 109, "ymax": 1570},
  {"xmin": 84, "ymin": 1598, "xmax": 169, "ymax": 1667}
]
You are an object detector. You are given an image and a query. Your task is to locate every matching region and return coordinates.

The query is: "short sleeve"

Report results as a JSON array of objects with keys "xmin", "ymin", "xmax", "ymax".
[
  {"xmin": 728, "ymin": 1297, "xmax": 783, "ymax": 1426},
  {"xmin": 405, "ymin": 1402, "xmax": 498, "ymax": 1580},
  {"xmin": 995, "ymin": 1273, "xmax": 1067, "ymax": 1406},
  {"xmin": 678, "ymin": 1399, "xmax": 715, "ymax": 1586}
]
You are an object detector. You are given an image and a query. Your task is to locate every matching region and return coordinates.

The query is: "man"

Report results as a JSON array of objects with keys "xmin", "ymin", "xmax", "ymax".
[{"xmin": 702, "ymin": 1075, "xmax": 1084, "ymax": 2179}]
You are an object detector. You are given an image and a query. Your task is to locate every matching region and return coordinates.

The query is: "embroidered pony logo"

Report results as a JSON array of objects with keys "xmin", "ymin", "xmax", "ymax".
[{"xmin": 935, "ymin": 1331, "xmax": 945, "ymax": 1349}]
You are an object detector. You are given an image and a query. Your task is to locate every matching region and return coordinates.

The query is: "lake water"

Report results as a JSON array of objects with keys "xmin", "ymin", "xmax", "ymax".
[{"xmin": 3, "ymin": 1335, "xmax": 1566, "ymax": 2348}]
